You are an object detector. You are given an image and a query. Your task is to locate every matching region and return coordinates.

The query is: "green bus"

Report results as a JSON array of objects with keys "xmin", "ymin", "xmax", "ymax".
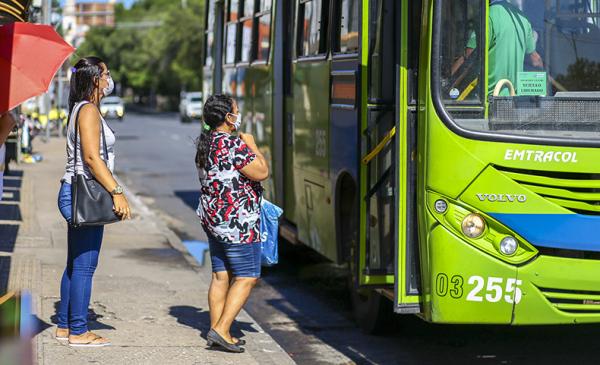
[{"xmin": 202, "ymin": 0, "xmax": 600, "ymax": 331}]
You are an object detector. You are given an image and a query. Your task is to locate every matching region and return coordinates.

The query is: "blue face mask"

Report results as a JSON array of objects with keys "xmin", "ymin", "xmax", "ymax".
[{"xmin": 228, "ymin": 113, "xmax": 242, "ymax": 131}]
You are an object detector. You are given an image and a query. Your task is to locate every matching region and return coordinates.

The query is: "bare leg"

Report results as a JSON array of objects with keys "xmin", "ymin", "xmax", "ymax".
[
  {"xmin": 208, "ymin": 271, "xmax": 231, "ymax": 328},
  {"xmin": 213, "ymin": 277, "xmax": 258, "ymax": 343}
]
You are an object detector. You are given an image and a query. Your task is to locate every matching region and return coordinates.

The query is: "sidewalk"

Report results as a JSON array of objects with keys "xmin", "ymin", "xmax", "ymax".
[{"xmin": 0, "ymin": 138, "xmax": 295, "ymax": 365}]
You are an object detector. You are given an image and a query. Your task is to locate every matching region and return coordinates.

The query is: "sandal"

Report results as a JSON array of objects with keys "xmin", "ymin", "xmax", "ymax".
[
  {"xmin": 55, "ymin": 327, "xmax": 69, "ymax": 341},
  {"xmin": 68, "ymin": 332, "xmax": 111, "ymax": 347}
]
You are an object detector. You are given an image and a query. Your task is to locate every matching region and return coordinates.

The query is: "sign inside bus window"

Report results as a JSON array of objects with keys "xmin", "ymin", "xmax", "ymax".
[
  {"xmin": 504, "ymin": 149, "xmax": 579, "ymax": 163},
  {"xmin": 435, "ymin": 273, "xmax": 523, "ymax": 304},
  {"xmin": 517, "ymin": 72, "xmax": 547, "ymax": 96}
]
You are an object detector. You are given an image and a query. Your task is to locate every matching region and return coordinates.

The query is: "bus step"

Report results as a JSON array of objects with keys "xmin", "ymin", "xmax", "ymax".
[{"xmin": 375, "ymin": 288, "xmax": 395, "ymax": 301}]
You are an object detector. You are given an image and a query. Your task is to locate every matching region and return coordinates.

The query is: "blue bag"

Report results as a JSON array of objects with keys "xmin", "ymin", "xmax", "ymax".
[{"xmin": 260, "ymin": 199, "xmax": 283, "ymax": 266}]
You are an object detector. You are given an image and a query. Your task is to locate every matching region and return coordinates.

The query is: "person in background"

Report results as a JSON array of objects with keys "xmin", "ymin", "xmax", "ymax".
[
  {"xmin": 0, "ymin": 111, "xmax": 17, "ymax": 200},
  {"xmin": 195, "ymin": 94, "xmax": 269, "ymax": 353}
]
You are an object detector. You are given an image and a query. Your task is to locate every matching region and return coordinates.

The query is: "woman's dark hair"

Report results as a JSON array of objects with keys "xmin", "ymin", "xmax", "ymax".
[
  {"xmin": 195, "ymin": 94, "xmax": 235, "ymax": 170},
  {"xmin": 68, "ymin": 56, "xmax": 105, "ymax": 115}
]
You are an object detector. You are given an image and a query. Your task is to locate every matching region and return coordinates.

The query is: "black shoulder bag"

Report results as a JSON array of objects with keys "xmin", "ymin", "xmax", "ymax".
[{"xmin": 70, "ymin": 104, "xmax": 120, "ymax": 227}]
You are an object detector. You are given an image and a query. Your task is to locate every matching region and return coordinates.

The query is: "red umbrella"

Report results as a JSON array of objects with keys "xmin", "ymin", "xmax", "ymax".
[{"xmin": 0, "ymin": 22, "xmax": 75, "ymax": 113}]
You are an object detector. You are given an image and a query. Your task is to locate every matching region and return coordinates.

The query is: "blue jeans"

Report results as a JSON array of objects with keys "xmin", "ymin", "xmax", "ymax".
[
  {"xmin": 57, "ymin": 182, "xmax": 104, "ymax": 335},
  {"xmin": 208, "ymin": 236, "xmax": 261, "ymax": 278}
]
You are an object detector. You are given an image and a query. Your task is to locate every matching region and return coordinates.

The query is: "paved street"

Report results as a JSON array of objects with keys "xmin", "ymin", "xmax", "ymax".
[{"xmin": 110, "ymin": 112, "xmax": 600, "ymax": 365}]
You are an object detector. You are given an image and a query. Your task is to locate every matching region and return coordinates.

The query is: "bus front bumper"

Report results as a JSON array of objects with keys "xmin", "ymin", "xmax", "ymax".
[
  {"xmin": 427, "ymin": 224, "xmax": 600, "ymax": 325},
  {"xmin": 514, "ymin": 255, "xmax": 600, "ymax": 324}
]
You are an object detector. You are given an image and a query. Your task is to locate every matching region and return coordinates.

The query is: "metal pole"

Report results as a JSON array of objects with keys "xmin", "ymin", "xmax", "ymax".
[
  {"xmin": 57, "ymin": 67, "xmax": 64, "ymax": 137},
  {"xmin": 43, "ymin": 0, "xmax": 51, "ymax": 140}
]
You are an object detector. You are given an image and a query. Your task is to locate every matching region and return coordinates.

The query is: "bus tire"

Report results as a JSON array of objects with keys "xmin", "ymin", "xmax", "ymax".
[
  {"xmin": 349, "ymin": 244, "xmax": 395, "ymax": 335},
  {"xmin": 337, "ymin": 174, "xmax": 394, "ymax": 334}
]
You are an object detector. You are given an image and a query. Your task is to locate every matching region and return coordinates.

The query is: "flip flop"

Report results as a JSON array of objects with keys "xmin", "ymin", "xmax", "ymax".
[
  {"xmin": 68, "ymin": 332, "xmax": 111, "ymax": 347},
  {"xmin": 55, "ymin": 328, "xmax": 69, "ymax": 341}
]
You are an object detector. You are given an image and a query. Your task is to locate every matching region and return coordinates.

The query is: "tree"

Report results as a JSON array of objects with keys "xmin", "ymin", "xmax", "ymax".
[{"xmin": 76, "ymin": 0, "xmax": 205, "ymax": 110}]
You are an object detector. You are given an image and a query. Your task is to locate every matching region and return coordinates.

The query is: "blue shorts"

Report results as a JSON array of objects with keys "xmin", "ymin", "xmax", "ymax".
[{"xmin": 209, "ymin": 237, "xmax": 261, "ymax": 278}]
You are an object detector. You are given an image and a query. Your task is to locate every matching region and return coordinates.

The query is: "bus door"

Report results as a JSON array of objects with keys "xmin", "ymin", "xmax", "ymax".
[
  {"xmin": 359, "ymin": 0, "xmax": 421, "ymax": 313},
  {"xmin": 358, "ymin": 0, "xmax": 399, "ymax": 287},
  {"xmin": 392, "ymin": 0, "xmax": 421, "ymax": 313}
]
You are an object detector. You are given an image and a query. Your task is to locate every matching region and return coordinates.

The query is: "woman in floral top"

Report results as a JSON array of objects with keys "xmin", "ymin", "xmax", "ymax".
[{"xmin": 195, "ymin": 94, "xmax": 269, "ymax": 353}]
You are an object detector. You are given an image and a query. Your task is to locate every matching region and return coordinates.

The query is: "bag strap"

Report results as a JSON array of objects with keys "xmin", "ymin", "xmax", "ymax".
[{"xmin": 72, "ymin": 102, "xmax": 109, "ymax": 172}]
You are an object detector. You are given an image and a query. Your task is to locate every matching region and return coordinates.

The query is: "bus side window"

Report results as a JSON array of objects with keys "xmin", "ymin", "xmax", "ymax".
[
  {"xmin": 368, "ymin": 0, "xmax": 395, "ymax": 103},
  {"xmin": 255, "ymin": 0, "xmax": 272, "ymax": 62},
  {"xmin": 204, "ymin": 0, "xmax": 216, "ymax": 67},
  {"xmin": 225, "ymin": 0, "xmax": 241, "ymax": 64},
  {"xmin": 240, "ymin": 0, "xmax": 255, "ymax": 63},
  {"xmin": 336, "ymin": 0, "xmax": 359, "ymax": 54},
  {"xmin": 441, "ymin": 0, "xmax": 484, "ymax": 104},
  {"xmin": 407, "ymin": 0, "xmax": 422, "ymax": 105},
  {"xmin": 297, "ymin": 0, "xmax": 327, "ymax": 57}
]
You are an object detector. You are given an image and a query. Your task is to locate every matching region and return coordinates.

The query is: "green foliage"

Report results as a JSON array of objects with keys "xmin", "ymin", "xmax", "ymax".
[{"xmin": 77, "ymin": 0, "xmax": 205, "ymax": 109}]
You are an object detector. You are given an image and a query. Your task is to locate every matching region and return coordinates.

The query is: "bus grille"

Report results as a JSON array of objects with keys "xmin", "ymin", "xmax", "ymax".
[
  {"xmin": 495, "ymin": 166, "xmax": 600, "ymax": 215},
  {"xmin": 538, "ymin": 287, "xmax": 600, "ymax": 313}
]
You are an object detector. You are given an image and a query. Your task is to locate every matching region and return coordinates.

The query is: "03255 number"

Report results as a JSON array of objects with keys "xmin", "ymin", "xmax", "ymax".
[{"xmin": 436, "ymin": 274, "xmax": 523, "ymax": 304}]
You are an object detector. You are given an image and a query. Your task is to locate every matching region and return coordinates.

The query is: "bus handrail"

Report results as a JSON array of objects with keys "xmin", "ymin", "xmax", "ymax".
[{"xmin": 361, "ymin": 126, "xmax": 396, "ymax": 165}]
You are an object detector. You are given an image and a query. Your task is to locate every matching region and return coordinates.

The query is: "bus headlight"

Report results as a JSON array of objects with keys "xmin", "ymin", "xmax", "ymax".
[
  {"xmin": 461, "ymin": 213, "xmax": 486, "ymax": 238},
  {"xmin": 434, "ymin": 199, "xmax": 448, "ymax": 213},
  {"xmin": 500, "ymin": 236, "xmax": 518, "ymax": 256}
]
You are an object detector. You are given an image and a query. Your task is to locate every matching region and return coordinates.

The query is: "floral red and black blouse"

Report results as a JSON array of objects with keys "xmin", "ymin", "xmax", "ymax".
[{"xmin": 197, "ymin": 131, "xmax": 263, "ymax": 243}]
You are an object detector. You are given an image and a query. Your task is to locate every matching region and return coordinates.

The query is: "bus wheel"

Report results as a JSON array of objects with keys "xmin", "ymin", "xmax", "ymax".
[
  {"xmin": 338, "ymin": 175, "xmax": 394, "ymax": 333},
  {"xmin": 349, "ymin": 245, "xmax": 394, "ymax": 334}
]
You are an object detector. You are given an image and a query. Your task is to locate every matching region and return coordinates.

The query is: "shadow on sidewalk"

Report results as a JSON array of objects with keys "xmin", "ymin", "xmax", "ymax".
[
  {"xmin": 1, "ymin": 170, "xmax": 23, "ymax": 223},
  {"xmin": 0, "ymin": 205, "xmax": 22, "ymax": 222},
  {"xmin": 49, "ymin": 301, "xmax": 116, "ymax": 331},
  {"xmin": 0, "ymin": 256, "xmax": 10, "ymax": 294},
  {"xmin": 0, "ymin": 225, "xmax": 18, "ymax": 253},
  {"xmin": 169, "ymin": 305, "xmax": 258, "ymax": 341},
  {"xmin": 30, "ymin": 315, "xmax": 52, "ymax": 337}
]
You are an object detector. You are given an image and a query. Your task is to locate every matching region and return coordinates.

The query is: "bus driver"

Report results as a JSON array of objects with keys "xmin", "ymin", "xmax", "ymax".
[{"xmin": 451, "ymin": 0, "xmax": 544, "ymax": 96}]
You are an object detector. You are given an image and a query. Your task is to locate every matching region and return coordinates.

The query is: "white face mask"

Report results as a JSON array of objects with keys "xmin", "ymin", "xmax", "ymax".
[
  {"xmin": 228, "ymin": 113, "xmax": 242, "ymax": 131},
  {"xmin": 103, "ymin": 76, "xmax": 115, "ymax": 96}
]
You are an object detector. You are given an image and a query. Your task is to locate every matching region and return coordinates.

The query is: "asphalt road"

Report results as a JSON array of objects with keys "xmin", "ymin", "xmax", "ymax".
[{"xmin": 109, "ymin": 111, "xmax": 600, "ymax": 365}]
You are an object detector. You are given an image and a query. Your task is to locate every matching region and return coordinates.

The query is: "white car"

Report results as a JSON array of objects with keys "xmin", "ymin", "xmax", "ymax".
[
  {"xmin": 179, "ymin": 92, "xmax": 203, "ymax": 123},
  {"xmin": 100, "ymin": 96, "xmax": 125, "ymax": 121}
]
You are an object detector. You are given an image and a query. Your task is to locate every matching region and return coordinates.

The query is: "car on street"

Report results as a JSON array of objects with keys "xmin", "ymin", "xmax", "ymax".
[
  {"xmin": 100, "ymin": 96, "xmax": 125, "ymax": 121},
  {"xmin": 179, "ymin": 91, "xmax": 203, "ymax": 123}
]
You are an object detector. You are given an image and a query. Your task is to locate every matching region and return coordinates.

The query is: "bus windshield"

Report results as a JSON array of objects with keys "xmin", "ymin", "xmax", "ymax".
[{"xmin": 439, "ymin": 0, "xmax": 600, "ymax": 142}]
